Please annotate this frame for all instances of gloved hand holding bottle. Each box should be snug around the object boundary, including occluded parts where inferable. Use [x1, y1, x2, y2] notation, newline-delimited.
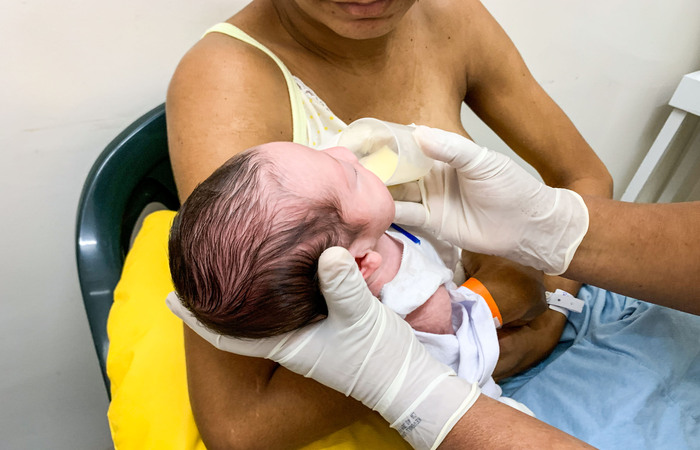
[392, 126, 589, 276]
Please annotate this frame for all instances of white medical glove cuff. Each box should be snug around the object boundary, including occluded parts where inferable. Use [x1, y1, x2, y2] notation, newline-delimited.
[361, 323, 481, 450]
[391, 373, 481, 450]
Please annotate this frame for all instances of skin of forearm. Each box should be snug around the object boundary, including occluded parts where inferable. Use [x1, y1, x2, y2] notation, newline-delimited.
[254, 368, 375, 447]
[184, 330, 373, 449]
[543, 275, 581, 297]
[197, 369, 374, 450]
[566, 197, 700, 314]
[438, 395, 594, 449]
[551, 173, 613, 198]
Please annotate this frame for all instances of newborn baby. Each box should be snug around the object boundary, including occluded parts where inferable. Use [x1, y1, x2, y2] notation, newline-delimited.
[168, 141, 531, 412]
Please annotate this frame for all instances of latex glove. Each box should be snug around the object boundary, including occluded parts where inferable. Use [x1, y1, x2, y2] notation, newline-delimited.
[393, 126, 589, 275]
[167, 247, 480, 450]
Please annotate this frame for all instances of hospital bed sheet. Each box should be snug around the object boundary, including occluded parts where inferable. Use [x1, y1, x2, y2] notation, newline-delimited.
[500, 285, 700, 450]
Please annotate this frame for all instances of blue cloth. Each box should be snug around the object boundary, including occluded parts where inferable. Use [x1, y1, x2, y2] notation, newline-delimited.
[500, 285, 700, 450]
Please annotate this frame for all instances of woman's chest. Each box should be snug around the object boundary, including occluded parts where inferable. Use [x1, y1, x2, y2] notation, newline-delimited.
[291, 54, 468, 135]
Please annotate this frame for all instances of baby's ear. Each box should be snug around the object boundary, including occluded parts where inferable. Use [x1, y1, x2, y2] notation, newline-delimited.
[355, 250, 383, 281]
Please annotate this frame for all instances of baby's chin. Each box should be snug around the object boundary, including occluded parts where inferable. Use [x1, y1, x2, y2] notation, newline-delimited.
[379, 194, 396, 225]
[378, 215, 394, 235]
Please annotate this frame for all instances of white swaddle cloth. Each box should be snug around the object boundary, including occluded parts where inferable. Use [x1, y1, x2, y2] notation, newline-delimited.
[380, 229, 454, 318]
[380, 229, 534, 415]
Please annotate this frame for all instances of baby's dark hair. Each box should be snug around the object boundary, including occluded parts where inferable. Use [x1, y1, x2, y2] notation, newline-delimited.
[169, 146, 364, 338]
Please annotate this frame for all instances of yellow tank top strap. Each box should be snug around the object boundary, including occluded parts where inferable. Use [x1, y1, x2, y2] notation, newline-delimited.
[202, 23, 309, 145]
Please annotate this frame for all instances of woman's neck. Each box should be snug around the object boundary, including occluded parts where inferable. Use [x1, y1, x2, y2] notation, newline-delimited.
[365, 233, 403, 297]
[269, 0, 399, 70]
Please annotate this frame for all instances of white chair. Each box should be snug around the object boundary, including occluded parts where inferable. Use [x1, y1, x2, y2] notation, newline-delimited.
[622, 70, 700, 202]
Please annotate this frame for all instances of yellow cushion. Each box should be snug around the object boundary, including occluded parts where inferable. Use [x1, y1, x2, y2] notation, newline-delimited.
[107, 210, 409, 449]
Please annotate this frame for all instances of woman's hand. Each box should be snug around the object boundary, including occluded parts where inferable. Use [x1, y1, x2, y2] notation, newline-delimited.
[392, 126, 589, 275]
[461, 252, 547, 326]
[493, 310, 567, 381]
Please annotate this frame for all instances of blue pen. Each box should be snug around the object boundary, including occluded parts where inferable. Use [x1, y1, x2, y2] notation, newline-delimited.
[390, 223, 421, 245]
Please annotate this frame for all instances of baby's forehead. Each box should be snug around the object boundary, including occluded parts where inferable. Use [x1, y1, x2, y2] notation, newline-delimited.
[254, 143, 329, 193]
[256, 141, 328, 174]
[255, 141, 308, 159]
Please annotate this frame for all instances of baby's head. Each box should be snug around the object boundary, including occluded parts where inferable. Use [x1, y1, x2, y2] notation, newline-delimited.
[169, 142, 394, 338]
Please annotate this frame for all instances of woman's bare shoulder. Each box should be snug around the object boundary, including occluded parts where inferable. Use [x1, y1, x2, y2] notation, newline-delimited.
[166, 31, 294, 199]
[168, 30, 290, 117]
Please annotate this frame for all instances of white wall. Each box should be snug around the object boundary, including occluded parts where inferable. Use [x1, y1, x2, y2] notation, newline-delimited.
[469, 0, 700, 198]
[1, 1, 245, 448]
[1, 1, 699, 447]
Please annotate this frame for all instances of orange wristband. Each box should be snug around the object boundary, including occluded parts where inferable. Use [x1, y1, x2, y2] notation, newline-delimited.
[462, 277, 502, 328]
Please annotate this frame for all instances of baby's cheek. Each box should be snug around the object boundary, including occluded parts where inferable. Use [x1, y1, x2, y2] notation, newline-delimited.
[404, 287, 454, 335]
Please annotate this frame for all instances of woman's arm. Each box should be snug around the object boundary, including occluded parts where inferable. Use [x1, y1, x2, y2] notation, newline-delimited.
[440, 395, 593, 449]
[184, 328, 373, 449]
[462, 0, 612, 198]
[565, 197, 700, 313]
[167, 33, 373, 448]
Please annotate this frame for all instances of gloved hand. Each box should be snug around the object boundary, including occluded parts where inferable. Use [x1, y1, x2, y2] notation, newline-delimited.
[167, 246, 480, 450]
[393, 126, 589, 275]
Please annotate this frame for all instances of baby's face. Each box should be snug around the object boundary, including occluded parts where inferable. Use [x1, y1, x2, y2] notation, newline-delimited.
[260, 142, 395, 245]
